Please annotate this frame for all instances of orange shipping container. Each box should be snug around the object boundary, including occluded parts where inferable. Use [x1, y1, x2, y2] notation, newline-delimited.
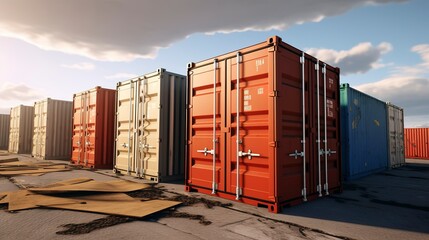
[405, 128, 429, 160]
[186, 36, 341, 212]
[71, 87, 116, 168]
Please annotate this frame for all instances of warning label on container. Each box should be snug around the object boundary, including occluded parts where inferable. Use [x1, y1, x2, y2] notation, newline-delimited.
[329, 78, 334, 89]
[327, 99, 334, 118]
[244, 105, 252, 111]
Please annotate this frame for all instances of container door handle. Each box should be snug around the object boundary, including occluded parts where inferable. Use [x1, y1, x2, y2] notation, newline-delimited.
[239, 149, 260, 159]
[289, 150, 304, 159]
[197, 147, 214, 156]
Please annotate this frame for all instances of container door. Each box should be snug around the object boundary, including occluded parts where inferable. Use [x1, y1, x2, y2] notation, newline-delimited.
[388, 106, 397, 166]
[72, 94, 85, 164]
[32, 101, 48, 158]
[188, 61, 224, 193]
[8, 108, 19, 153]
[138, 75, 161, 179]
[227, 50, 275, 201]
[85, 90, 98, 167]
[396, 109, 405, 164]
[318, 65, 340, 194]
[115, 81, 137, 173]
[276, 50, 311, 202]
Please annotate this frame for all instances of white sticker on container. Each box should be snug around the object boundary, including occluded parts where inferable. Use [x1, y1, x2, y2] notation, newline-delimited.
[327, 99, 334, 118]
[244, 105, 252, 111]
[244, 101, 249, 106]
[244, 95, 252, 100]
[256, 59, 265, 72]
[244, 89, 250, 95]
[257, 88, 264, 95]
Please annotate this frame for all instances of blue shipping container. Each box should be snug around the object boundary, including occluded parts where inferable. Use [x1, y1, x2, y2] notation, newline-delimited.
[340, 84, 388, 180]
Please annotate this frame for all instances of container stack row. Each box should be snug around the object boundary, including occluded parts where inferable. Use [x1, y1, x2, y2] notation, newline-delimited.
[340, 84, 406, 181]
[0, 35, 409, 212]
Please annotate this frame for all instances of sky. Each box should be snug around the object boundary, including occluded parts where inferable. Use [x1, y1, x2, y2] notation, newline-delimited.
[0, 0, 428, 127]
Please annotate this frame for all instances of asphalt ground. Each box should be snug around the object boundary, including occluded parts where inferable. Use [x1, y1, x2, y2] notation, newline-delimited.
[1, 154, 428, 240]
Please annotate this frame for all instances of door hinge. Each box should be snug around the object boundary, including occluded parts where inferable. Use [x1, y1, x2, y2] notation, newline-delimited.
[188, 104, 193, 109]
[269, 141, 278, 147]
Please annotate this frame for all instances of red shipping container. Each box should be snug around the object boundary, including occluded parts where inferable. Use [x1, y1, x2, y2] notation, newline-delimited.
[71, 87, 116, 168]
[186, 36, 341, 212]
[405, 128, 429, 160]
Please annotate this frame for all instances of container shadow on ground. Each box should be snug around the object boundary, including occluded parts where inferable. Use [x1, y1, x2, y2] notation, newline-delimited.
[281, 163, 429, 234]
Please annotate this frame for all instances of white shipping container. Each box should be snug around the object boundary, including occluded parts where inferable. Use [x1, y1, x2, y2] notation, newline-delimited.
[9, 105, 34, 154]
[0, 114, 10, 150]
[32, 98, 73, 160]
[114, 68, 186, 182]
[387, 102, 405, 168]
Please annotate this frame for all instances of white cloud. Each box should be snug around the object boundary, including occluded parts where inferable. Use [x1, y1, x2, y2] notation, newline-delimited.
[0, 82, 43, 101]
[355, 44, 429, 127]
[105, 73, 138, 80]
[61, 62, 95, 70]
[0, 0, 405, 62]
[306, 42, 393, 75]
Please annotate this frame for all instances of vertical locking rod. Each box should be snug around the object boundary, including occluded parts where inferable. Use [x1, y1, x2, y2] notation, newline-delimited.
[212, 59, 218, 194]
[323, 64, 329, 195]
[236, 52, 241, 200]
[301, 52, 307, 202]
[316, 60, 322, 197]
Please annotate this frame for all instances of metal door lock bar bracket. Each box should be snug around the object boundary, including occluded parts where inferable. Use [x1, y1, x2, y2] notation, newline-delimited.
[197, 147, 214, 156]
[238, 149, 260, 159]
[289, 150, 304, 159]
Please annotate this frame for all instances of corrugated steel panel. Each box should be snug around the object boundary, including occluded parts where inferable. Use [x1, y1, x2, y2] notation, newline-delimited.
[340, 84, 388, 180]
[71, 87, 116, 168]
[8, 105, 34, 154]
[32, 98, 72, 160]
[405, 128, 429, 160]
[186, 36, 341, 212]
[0, 114, 10, 150]
[386, 103, 405, 167]
[114, 69, 186, 182]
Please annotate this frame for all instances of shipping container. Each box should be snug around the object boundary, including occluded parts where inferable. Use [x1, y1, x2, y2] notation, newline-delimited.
[340, 84, 388, 180]
[405, 128, 429, 160]
[71, 87, 116, 168]
[114, 69, 186, 182]
[386, 103, 405, 167]
[32, 98, 72, 160]
[0, 114, 10, 150]
[9, 105, 34, 154]
[186, 36, 341, 212]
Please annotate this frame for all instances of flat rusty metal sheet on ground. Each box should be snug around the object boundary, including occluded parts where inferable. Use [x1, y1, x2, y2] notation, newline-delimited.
[0, 168, 71, 176]
[42, 178, 94, 188]
[0, 158, 19, 163]
[28, 179, 149, 193]
[8, 191, 138, 211]
[8, 190, 79, 211]
[40, 199, 181, 218]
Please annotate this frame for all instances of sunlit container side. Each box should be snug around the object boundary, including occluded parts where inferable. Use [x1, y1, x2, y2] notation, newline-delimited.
[186, 36, 341, 212]
[8, 105, 34, 154]
[71, 87, 116, 168]
[32, 98, 72, 160]
[0, 114, 10, 150]
[114, 69, 186, 182]
[405, 128, 429, 160]
[386, 103, 405, 167]
[340, 84, 388, 180]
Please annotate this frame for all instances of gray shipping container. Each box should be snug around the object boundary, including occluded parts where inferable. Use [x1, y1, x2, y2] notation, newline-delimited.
[0, 114, 10, 150]
[114, 68, 186, 182]
[32, 98, 73, 160]
[9, 105, 34, 154]
[386, 102, 405, 168]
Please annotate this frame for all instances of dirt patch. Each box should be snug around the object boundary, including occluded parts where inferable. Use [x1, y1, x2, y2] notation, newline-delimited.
[371, 199, 429, 212]
[56, 216, 136, 235]
[329, 195, 360, 203]
[126, 184, 166, 199]
[167, 194, 232, 209]
[165, 211, 212, 225]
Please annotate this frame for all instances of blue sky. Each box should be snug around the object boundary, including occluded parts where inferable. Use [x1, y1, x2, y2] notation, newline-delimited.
[0, 0, 428, 126]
